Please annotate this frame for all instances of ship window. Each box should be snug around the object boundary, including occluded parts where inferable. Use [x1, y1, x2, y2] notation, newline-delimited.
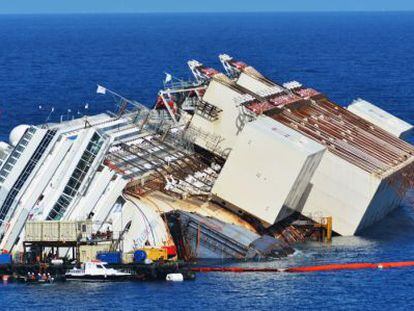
[96, 265, 104, 269]
[63, 186, 76, 197]
[76, 159, 88, 171]
[67, 178, 78, 188]
[8, 158, 17, 165]
[15, 145, 25, 153]
[3, 164, 12, 171]
[0, 129, 56, 223]
[48, 131, 105, 220]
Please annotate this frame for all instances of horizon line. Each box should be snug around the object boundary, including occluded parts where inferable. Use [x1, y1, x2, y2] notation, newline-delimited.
[0, 10, 414, 15]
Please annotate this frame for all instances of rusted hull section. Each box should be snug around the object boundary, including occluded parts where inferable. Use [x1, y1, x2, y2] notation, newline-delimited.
[165, 210, 294, 260]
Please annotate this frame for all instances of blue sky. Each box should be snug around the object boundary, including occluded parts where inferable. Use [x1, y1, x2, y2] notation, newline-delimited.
[0, 0, 413, 14]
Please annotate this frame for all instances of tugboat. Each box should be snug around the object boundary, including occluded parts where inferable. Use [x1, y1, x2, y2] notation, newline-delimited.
[65, 261, 132, 282]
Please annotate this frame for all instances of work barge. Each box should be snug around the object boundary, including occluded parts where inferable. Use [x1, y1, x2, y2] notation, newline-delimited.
[0, 55, 413, 278]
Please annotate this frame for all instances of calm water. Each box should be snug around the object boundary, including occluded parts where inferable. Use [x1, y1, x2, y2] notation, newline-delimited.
[0, 12, 414, 310]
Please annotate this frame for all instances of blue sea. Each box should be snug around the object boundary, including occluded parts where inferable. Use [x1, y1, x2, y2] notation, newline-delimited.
[0, 12, 414, 310]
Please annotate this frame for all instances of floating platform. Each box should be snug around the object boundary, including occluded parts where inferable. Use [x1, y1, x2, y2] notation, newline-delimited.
[0, 261, 195, 283]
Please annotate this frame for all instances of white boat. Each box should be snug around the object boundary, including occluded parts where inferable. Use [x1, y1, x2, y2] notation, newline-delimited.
[65, 261, 131, 281]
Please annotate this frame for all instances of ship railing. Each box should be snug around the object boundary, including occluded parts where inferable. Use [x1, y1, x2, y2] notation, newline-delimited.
[164, 80, 200, 90]
[194, 100, 223, 121]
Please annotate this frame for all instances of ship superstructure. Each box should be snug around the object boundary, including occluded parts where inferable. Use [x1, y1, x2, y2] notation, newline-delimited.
[191, 54, 414, 235]
[0, 103, 178, 253]
[0, 56, 412, 259]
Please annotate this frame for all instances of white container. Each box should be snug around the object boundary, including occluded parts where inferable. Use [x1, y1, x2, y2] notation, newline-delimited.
[51, 259, 64, 265]
[25, 222, 42, 241]
[78, 244, 111, 263]
[59, 221, 78, 241]
[41, 221, 60, 241]
[166, 273, 184, 282]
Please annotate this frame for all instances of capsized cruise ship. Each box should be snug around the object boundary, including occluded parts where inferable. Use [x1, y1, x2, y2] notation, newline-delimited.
[0, 55, 413, 259]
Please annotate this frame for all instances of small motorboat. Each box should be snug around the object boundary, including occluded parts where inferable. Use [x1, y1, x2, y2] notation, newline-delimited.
[65, 261, 131, 282]
[25, 273, 55, 284]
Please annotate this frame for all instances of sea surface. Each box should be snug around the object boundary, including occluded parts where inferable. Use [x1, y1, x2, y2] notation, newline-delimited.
[0, 12, 414, 310]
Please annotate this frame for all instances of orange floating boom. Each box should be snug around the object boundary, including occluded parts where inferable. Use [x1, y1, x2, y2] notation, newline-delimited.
[191, 261, 414, 274]
[286, 262, 377, 273]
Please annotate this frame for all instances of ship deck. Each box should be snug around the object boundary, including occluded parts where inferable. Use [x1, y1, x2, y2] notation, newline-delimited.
[266, 98, 414, 177]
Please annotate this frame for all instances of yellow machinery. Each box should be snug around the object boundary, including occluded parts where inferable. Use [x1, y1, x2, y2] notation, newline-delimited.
[140, 247, 168, 261]
[315, 216, 333, 242]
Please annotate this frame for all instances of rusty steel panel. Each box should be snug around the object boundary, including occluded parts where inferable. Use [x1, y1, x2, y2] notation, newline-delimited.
[269, 98, 414, 176]
[295, 88, 321, 98]
[246, 101, 277, 114]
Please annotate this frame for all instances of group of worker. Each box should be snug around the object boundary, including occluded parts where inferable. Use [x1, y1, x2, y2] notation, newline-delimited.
[26, 272, 54, 283]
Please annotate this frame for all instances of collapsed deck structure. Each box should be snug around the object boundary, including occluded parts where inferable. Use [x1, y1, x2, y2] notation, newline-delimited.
[0, 55, 412, 260]
[218, 55, 414, 235]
